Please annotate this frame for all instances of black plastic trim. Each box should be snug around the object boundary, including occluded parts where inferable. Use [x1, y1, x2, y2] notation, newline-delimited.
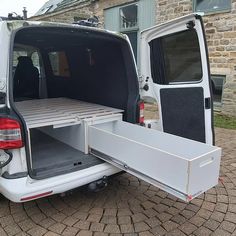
[2, 171, 27, 179]
[0, 151, 12, 168]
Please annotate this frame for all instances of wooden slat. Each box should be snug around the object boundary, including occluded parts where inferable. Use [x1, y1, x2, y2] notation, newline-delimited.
[15, 98, 123, 129]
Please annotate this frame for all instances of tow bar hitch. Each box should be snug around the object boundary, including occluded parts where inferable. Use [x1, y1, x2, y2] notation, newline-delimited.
[88, 176, 108, 192]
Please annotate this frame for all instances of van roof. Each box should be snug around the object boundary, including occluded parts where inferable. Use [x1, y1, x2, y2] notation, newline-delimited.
[0, 20, 126, 40]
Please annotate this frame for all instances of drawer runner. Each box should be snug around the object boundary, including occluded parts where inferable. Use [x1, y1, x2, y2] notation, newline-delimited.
[90, 149, 191, 201]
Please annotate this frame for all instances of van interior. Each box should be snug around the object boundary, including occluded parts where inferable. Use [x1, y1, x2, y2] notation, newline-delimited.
[12, 26, 139, 179]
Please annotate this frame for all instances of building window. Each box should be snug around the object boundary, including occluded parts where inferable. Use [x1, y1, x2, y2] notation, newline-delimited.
[40, 5, 53, 15]
[211, 75, 225, 104]
[194, 0, 231, 14]
[120, 4, 138, 31]
[119, 3, 139, 61]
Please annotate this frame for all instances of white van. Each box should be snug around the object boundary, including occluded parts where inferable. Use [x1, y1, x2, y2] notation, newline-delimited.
[0, 14, 221, 202]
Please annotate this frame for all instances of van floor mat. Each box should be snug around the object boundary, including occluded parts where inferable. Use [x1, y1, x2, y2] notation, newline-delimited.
[30, 129, 103, 179]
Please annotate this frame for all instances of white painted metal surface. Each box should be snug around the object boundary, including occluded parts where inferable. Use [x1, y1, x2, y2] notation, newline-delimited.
[0, 162, 120, 202]
[88, 120, 221, 202]
[15, 98, 123, 129]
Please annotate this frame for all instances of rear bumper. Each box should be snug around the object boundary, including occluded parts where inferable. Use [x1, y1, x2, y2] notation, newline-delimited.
[0, 163, 120, 202]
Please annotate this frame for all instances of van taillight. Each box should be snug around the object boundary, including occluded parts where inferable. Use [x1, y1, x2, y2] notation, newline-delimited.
[0, 118, 23, 149]
[139, 102, 145, 124]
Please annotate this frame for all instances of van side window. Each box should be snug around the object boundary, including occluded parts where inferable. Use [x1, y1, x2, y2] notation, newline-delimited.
[13, 50, 41, 77]
[149, 30, 203, 84]
[48, 51, 70, 77]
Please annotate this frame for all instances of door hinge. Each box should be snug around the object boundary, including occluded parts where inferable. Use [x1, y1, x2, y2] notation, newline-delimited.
[186, 21, 195, 30]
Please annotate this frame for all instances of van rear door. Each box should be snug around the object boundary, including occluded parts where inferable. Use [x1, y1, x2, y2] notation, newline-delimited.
[140, 14, 214, 144]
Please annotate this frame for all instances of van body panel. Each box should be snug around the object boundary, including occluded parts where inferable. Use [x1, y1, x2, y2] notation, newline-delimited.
[0, 163, 120, 202]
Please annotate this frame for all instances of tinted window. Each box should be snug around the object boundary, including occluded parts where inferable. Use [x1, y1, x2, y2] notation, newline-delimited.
[48, 51, 70, 77]
[13, 50, 41, 77]
[211, 74, 225, 103]
[150, 30, 202, 84]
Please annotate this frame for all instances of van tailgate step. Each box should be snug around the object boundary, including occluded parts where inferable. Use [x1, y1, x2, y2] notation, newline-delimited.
[88, 120, 221, 202]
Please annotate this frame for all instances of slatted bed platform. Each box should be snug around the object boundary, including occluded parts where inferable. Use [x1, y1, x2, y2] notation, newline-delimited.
[15, 98, 123, 129]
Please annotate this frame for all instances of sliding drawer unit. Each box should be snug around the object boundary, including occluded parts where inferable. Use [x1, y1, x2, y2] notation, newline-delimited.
[88, 120, 221, 202]
[14, 98, 124, 178]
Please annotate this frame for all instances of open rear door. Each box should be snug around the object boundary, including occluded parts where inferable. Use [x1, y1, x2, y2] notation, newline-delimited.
[140, 14, 214, 144]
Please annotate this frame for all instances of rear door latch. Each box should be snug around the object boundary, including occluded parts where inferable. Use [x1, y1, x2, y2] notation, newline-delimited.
[205, 97, 211, 109]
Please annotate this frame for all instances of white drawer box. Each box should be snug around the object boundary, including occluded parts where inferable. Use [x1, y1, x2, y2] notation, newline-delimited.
[88, 120, 221, 201]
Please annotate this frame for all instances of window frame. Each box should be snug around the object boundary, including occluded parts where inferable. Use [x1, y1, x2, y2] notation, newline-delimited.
[119, 3, 139, 32]
[193, 0, 231, 15]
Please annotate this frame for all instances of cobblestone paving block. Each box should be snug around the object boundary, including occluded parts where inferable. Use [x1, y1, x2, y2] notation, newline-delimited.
[162, 220, 179, 232]
[18, 219, 36, 231]
[48, 222, 66, 234]
[77, 230, 93, 236]
[104, 224, 120, 234]
[212, 229, 232, 236]
[120, 224, 135, 233]
[4, 223, 22, 236]
[44, 232, 60, 236]
[166, 229, 187, 236]
[62, 226, 79, 236]
[93, 232, 108, 236]
[219, 220, 236, 233]
[90, 222, 105, 232]
[74, 220, 90, 230]
[193, 226, 212, 236]
[38, 218, 56, 229]
[150, 225, 167, 235]
[178, 222, 198, 234]
[27, 225, 47, 236]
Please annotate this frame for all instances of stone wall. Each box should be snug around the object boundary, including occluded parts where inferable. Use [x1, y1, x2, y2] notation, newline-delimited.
[30, 0, 236, 116]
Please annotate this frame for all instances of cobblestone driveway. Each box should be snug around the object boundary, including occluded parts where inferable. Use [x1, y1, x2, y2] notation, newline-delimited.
[0, 128, 235, 236]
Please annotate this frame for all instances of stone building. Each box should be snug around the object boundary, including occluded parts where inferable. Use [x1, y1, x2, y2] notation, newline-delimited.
[31, 0, 236, 116]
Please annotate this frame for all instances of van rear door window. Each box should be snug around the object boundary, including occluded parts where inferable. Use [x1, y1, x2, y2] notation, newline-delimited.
[149, 30, 203, 84]
[48, 51, 70, 77]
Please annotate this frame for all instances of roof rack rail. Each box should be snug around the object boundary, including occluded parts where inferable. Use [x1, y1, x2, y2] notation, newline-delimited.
[7, 13, 24, 20]
[0, 13, 24, 21]
[73, 16, 99, 27]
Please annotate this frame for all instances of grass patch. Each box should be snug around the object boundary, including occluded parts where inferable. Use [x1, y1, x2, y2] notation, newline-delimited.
[214, 113, 236, 130]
